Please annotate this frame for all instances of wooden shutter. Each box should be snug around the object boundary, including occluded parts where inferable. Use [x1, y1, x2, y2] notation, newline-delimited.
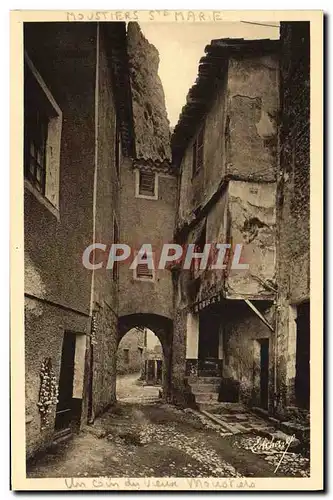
[136, 262, 153, 279]
[139, 171, 155, 196]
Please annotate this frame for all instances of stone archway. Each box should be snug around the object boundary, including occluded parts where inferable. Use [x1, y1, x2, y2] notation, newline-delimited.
[118, 314, 173, 400]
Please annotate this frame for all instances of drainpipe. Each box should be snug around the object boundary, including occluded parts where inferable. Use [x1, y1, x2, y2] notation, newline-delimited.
[89, 23, 100, 316]
[87, 23, 100, 424]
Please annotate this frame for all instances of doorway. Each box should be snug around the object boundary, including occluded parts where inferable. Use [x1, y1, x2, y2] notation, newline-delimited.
[55, 332, 76, 432]
[295, 301, 310, 409]
[198, 309, 220, 376]
[259, 338, 269, 409]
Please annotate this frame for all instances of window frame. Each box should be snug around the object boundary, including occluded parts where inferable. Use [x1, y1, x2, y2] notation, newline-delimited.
[135, 169, 159, 200]
[24, 94, 48, 195]
[24, 52, 62, 219]
[133, 251, 155, 282]
[192, 122, 205, 178]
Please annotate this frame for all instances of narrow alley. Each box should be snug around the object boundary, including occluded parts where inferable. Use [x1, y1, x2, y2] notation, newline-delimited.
[20, 17, 317, 489]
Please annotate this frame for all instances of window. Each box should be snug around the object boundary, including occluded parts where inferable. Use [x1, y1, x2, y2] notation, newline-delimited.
[136, 262, 154, 280]
[134, 252, 155, 282]
[115, 115, 121, 178]
[113, 215, 119, 282]
[24, 90, 48, 193]
[24, 52, 62, 214]
[139, 172, 155, 196]
[123, 349, 129, 364]
[135, 169, 158, 200]
[192, 124, 205, 177]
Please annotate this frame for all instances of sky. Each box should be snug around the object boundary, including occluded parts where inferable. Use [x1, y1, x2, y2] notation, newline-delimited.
[146, 328, 160, 349]
[140, 22, 280, 126]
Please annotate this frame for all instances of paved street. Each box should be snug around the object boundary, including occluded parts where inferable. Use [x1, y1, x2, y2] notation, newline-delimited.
[27, 374, 310, 479]
[116, 372, 161, 403]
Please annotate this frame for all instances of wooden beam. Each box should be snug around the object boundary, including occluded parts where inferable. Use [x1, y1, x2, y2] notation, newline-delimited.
[244, 299, 275, 332]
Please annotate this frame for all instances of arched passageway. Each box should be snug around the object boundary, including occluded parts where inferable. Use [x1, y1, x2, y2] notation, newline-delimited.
[116, 327, 163, 402]
[118, 314, 173, 401]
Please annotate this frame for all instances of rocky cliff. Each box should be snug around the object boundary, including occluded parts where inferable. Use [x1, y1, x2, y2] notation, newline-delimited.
[127, 22, 171, 164]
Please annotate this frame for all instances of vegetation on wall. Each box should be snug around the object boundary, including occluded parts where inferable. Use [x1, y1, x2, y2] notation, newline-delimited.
[37, 358, 59, 430]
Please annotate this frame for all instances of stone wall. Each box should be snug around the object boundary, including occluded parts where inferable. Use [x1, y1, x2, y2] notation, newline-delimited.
[24, 23, 124, 456]
[277, 22, 310, 303]
[118, 159, 177, 320]
[226, 180, 277, 299]
[276, 22, 310, 410]
[177, 52, 279, 229]
[226, 54, 279, 182]
[117, 328, 146, 375]
[222, 301, 275, 409]
[175, 179, 276, 312]
[94, 27, 120, 310]
[25, 297, 90, 459]
[171, 308, 196, 407]
[177, 74, 228, 226]
[24, 22, 96, 314]
[24, 23, 97, 457]
[91, 302, 118, 417]
[88, 27, 122, 416]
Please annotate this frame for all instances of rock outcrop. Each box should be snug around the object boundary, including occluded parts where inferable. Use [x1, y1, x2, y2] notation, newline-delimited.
[127, 22, 171, 164]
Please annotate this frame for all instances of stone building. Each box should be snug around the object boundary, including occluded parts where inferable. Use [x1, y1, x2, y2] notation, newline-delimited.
[171, 38, 280, 409]
[117, 327, 147, 375]
[24, 22, 134, 457]
[275, 22, 310, 415]
[24, 21, 176, 459]
[170, 26, 310, 417]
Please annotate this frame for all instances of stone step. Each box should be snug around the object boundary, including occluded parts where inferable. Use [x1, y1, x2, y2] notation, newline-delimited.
[188, 376, 222, 384]
[193, 392, 220, 403]
[190, 383, 220, 393]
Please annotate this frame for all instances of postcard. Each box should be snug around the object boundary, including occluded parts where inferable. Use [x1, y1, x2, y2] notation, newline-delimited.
[10, 9, 323, 491]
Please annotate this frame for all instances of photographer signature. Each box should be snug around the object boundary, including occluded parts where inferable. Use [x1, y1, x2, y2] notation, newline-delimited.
[250, 434, 296, 473]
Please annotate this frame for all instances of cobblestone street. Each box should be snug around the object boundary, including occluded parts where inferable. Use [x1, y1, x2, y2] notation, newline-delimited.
[116, 373, 161, 403]
[27, 375, 310, 479]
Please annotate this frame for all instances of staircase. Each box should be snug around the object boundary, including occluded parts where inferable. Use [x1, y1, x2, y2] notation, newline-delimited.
[188, 377, 221, 405]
